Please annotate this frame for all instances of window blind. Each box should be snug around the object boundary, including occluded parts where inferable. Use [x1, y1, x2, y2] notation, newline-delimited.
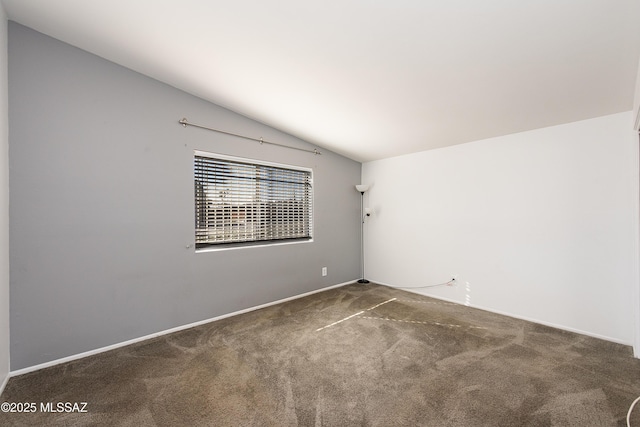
[194, 153, 313, 248]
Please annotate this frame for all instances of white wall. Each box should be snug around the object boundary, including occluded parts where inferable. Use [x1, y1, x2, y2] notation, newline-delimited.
[0, 4, 8, 393]
[634, 57, 640, 356]
[363, 112, 638, 345]
[634, 56, 640, 132]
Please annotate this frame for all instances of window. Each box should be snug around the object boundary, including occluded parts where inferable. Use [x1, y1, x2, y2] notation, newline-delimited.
[194, 151, 313, 249]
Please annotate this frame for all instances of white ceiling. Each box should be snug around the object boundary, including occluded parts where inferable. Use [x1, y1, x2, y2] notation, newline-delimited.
[3, 1, 640, 162]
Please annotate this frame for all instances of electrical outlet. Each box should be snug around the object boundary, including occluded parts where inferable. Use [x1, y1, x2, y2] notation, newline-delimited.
[322, 267, 327, 277]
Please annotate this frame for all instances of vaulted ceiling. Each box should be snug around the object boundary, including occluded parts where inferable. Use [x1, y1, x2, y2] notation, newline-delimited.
[3, 1, 640, 162]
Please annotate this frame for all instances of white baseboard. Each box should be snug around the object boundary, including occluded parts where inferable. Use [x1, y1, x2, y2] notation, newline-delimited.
[0, 372, 8, 397]
[372, 279, 634, 348]
[10, 280, 355, 377]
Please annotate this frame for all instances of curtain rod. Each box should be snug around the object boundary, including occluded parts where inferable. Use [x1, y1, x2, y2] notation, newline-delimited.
[179, 118, 321, 155]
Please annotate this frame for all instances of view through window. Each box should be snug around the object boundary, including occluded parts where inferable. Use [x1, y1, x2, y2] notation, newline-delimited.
[194, 151, 313, 249]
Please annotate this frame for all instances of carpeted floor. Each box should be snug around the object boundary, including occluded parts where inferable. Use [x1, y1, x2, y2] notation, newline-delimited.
[2, 282, 640, 426]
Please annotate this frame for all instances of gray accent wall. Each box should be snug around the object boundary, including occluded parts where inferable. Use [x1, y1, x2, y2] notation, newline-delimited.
[0, 9, 10, 387]
[8, 22, 361, 370]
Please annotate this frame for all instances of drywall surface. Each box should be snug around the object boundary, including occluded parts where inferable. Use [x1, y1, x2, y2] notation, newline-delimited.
[363, 112, 638, 344]
[633, 59, 640, 357]
[0, 7, 9, 390]
[635, 56, 640, 131]
[8, 23, 361, 370]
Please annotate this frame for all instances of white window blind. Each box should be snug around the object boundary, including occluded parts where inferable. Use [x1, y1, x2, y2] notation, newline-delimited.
[194, 152, 313, 248]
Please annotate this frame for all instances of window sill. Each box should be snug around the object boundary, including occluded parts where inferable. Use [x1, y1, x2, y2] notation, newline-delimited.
[195, 238, 313, 253]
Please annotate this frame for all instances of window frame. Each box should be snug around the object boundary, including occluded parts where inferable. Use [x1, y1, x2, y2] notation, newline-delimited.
[194, 150, 314, 251]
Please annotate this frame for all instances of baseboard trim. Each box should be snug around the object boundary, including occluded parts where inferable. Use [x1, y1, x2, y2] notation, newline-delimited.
[372, 279, 634, 348]
[10, 280, 355, 377]
[0, 372, 8, 396]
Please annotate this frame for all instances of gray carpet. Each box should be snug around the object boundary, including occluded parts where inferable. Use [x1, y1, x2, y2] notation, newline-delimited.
[2, 282, 640, 426]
